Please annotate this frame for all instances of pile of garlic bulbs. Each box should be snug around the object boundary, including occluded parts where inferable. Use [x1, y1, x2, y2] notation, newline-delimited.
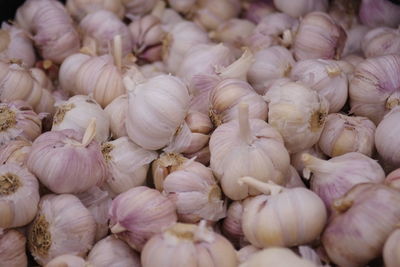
[1, 0, 400, 266]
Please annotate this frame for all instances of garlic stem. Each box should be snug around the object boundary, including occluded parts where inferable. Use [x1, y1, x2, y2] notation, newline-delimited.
[238, 103, 253, 145]
[239, 176, 283, 195]
[386, 91, 400, 110]
[280, 29, 293, 47]
[112, 35, 122, 71]
[301, 153, 333, 176]
[332, 198, 353, 213]
[194, 220, 214, 243]
[219, 48, 254, 80]
[110, 222, 127, 234]
[151, 0, 166, 19]
[81, 118, 97, 147]
[325, 65, 341, 78]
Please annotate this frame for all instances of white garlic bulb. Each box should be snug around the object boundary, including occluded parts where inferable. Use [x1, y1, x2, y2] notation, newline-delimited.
[359, 0, 400, 28]
[0, 163, 39, 229]
[290, 145, 327, 176]
[221, 200, 248, 248]
[104, 94, 128, 138]
[265, 82, 329, 153]
[318, 113, 376, 157]
[28, 194, 96, 265]
[45, 255, 86, 267]
[290, 59, 348, 113]
[362, 27, 400, 58]
[101, 137, 157, 195]
[66, 0, 125, 21]
[273, 0, 328, 18]
[0, 139, 32, 166]
[0, 230, 27, 267]
[122, 0, 158, 16]
[210, 18, 255, 48]
[141, 222, 238, 267]
[383, 229, 400, 267]
[342, 24, 369, 56]
[210, 104, 290, 200]
[241, 177, 327, 248]
[52, 95, 110, 143]
[87, 235, 141, 267]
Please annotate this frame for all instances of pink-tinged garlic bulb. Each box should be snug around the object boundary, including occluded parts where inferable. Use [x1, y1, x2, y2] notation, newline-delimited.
[273, 0, 328, 18]
[383, 229, 400, 267]
[362, 27, 400, 58]
[359, 0, 400, 28]
[87, 235, 141, 267]
[248, 46, 295, 94]
[237, 245, 261, 263]
[45, 255, 86, 267]
[385, 168, 400, 190]
[0, 230, 27, 267]
[318, 113, 376, 157]
[66, 0, 125, 21]
[342, 24, 369, 56]
[290, 59, 348, 113]
[210, 104, 290, 200]
[302, 152, 385, 213]
[0, 163, 39, 229]
[291, 145, 327, 175]
[265, 82, 329, 153]
[0, 23, 35, 67]
[322, 183, 400, 267]
[0, 101, 42, 145]
[293, 12, 347, 61]
[122, 0, 158, 16]
[52, 95, 110, 142]
[28, 194, 96, 265]
[221, 200, 248, 248]
[15, 0, 80, 63]
[80, 10, 132, 56]
[210, 18, 255, 48]
[0, 139, 32, 166]
[58, 52, 91, 95]
[101, 137, 157, 195]
[141, 221, 238, 267]
[241, 177, 327, 248]
[163, 160, 225, 223]
[28, 122, 108, 194]
[286, 165, 306, 188]
[104, 94, 128, 138]
[242, 1, 275, 24]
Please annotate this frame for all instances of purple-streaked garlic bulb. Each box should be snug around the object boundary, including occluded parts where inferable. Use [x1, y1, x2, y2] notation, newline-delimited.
[0, 163, 39, 229]
[342, 24, 369, 56]
[101, 137, 157, 196]
[28, 194, 96, 265]
[273, 0, 328, 18]
[210, 18, 255, 48]
[15, 0, 80, 63]
[221, 200, 248, 248]
[122, 0, 158, 16]
[210, 104, 290, 200]
[383, 229, 400, 267]
[109, 186, 177, 251]
[0, 139, 32, 166]
[322, 183, 400, 267]
[0, 230, 27, 267]
[66, 0, 125, 21]
[359, 0, 400, 28]
[45, 255, 86, 267]
[27, 122, 108, 194]
[141, 221, 238, 267]
[362, 27, 400, 58]
[302, 152, 385, 213]
[104, 94, 128, 138]
[163, 160, 226, 223]
[291, 145, 327, 175]
[385, 168, 400, 190]
[318, 113, 376, 157]
[349, 55, 400, 125]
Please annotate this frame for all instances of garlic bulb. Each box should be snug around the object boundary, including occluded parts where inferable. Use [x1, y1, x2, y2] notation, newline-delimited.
[362, 27, 400, 58]
[28, 122, 108, 194]
[221, 200, 248, 248]
[0, 139, 32, 166]
[293, 12, 347, 61]
[210, 104, 290, 200]
[15, 0, 80, 63]
[240, 247, 317, 267]
[141, 221, 238, 267]
[122, 0, 158, 16]
[273, 0, 328, 18]
[349, 55, 400, 124]
[383, 229, 400, 267]
[104, 94, 128, 138]
[101, 137, 158, 195]
[45, 255, 86, 267]
[302, 152, 385, 213]
[0, 101, 43, 145]
[210, 18, 255, 48]
[318, 113, 376, 157]
[265, 82, 329, 153]
[248, 46, 295, 94]
[125, 74, 190, 150]
[291, 145, 327, 175]
[322, 183, 400, 267]
[80, 10, 132, 56]
[28, 194, 96, 265]
[242, 1, 275, 24]
[0, 23, 35, 67]
[0, 163, 39, 229]
[241, 177, 327, 248]
[52, 95, 110, 142]
[359, 0, 400, 28]
[237, 245, 261, 263]
[109, 186, 177, 251]
[66, 0, 125, 21]
[87, 235, 141, 267]
[209, 79, 268, 126]
[163, 160, 225, 223]
[168, 0, 196, 14]
[290, 59, 348, 113]
[0, 230, 27, 267]
[385, 168, 400, 190]
[342, 24, 369, 56]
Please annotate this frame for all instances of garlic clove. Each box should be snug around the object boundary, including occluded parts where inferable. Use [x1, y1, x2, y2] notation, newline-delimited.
[0, 230, 28, 267]
[66, 0, 125, 21]
[0, 139, 32, 166]
[104, 94, 128, 139]
[385, 168, 400, 190]
[45, 255, 86, 267]
[362, 27, 400, 58]
[273, 0, 328, 18]
[123, 0, 158, 16]
[183, 145, 211, 166]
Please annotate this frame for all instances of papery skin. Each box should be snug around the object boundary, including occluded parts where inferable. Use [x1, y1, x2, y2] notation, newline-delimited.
[322, 183, 400, 267]
[194, 0, 241, 31]
[0, 230, 28, 267]
[273, 0, 328, 18]
[67, 0, 125, 21]
[383, 229, 400, 267]
[45, 255, 86, 267]
[362, 27, 400, 58]
[359, 0, 400, 28]
[28, 194, 96, 265]
[109, 186, 178, 251]
[0, 139, 32, 166]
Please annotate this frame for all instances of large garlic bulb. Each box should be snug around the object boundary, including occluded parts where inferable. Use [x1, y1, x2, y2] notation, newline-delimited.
[383, 229, 400, 267]
[0, 139, 32, 166]
[210, 104, 290, 200]
[66, 0, 125, 21]
[273, 0, 328, 18]
[362, 27, 400, 58]
[0, 230, 28, 267]
[104, 94, 128, 138]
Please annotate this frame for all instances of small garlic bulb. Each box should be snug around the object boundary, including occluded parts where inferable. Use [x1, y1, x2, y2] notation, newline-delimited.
[104, 94, 128, 138]
[66, 0, 125, 21]
[87, 235, 141, 267]
[383, 229, 400, 267]
[322, 183, 400, 267]
[241, 177, 327, 248]
[0, 230, 27, 267]
[0, 163, 39, 229]
[359, 0, 400, 28]
[273, 0, 328, 18]
[141, 222, 238, 267]
[101, 137, 158, 195]
[342, 24, 370, 56]
[221, 200, 248, 248]
[210, 104, 290, 200]
[293, 12, 347, 60]
[28, 194, 96, 265]
[290, 145, 327, 175]
[45, 255, 86, 267]
[210, 18, 255, 48]
[248, 46, 295, 95]
[52, 95, 110, 143]
[109, 186, 178, 251]
[0, 139, 32, 166]
[122, 0, 158, 16]
[290, 59, 348, 113]
[362, 27, 400, 58]
[302, 152, 385, 213]
[318, 113, 376, 157]
[265, 82, 329, 153]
